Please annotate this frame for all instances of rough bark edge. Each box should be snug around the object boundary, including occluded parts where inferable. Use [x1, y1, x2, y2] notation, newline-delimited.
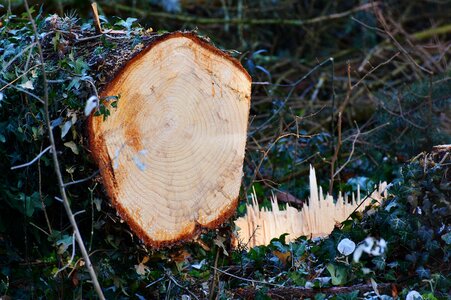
[88, 32, 251, 248]
[97, 31, 251, 94]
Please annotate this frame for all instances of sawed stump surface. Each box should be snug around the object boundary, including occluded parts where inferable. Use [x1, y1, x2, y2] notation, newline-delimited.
[89, 32, 251, 247]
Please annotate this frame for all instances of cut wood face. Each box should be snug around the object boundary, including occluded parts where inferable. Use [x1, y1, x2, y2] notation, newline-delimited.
[89, 32, 251, 247]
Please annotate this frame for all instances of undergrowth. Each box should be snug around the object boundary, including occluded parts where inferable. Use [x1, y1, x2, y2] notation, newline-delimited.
[0, 1, 450, 299]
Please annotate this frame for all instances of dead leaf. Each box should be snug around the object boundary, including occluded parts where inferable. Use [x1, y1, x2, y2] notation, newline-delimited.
[214, 235, 229, 256]
[273, 250, 291, 267]
[135, 256, 150, 275]
[170, 249, 191, 263]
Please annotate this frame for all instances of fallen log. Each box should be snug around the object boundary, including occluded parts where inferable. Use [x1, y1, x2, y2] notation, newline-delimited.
[88, 32, 251, 247]
[234, 283, 393, 299]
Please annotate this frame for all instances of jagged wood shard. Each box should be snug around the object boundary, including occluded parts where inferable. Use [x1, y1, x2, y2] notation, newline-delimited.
[235, 166, 388, 248]
[88, 32, 251, 247]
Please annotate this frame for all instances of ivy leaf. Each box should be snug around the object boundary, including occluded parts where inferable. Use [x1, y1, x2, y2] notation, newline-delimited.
[18, 80, 34, 90]
[418, 226, 433, 242]
[17, 192, 41, 217]
[50, 117, 63, 129]
[93, 198, 102, 211]
[372, 256, 386, 270]
[441, 232, 451, 245]
[314, 294, 327, 300]
[270, 241, 287, 253]
[336, 290, 359, 300]
[292, 240, 306, 257]
[64, 141, 79, 155]
[56, 234, 73, 255]
[115, 17, 137, 31]
[389, 215, 406, 230]
[60, 120, 72, 139]
[326, 263, 348, 285]
[415, 266, 430, 279]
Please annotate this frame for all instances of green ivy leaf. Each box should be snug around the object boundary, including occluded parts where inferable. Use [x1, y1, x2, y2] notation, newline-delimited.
[416, 266, 430, 279]
[115, 17, 137, 31]
[315, 293, 326, 300]
[336, 290, 359, 300]
[372, 256, 386, 270]
[288, 271, 306, 286]
[441, 232, 451, 245]
[56, 234, 73, 255]
[326, 263, 348, 285]
[389, 215, 407, 230]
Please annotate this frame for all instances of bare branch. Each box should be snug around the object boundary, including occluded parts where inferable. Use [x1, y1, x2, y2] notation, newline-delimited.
[0, 78, 45, 104]
[352, 52, 400, 89]
[334, 122, 360, 177]
[11, 146, 51, 170]
[112, 2, 379, 27]
[54, 232, 76, 277]
[63, 170, 100, 188]
[23, 1, 105, 298]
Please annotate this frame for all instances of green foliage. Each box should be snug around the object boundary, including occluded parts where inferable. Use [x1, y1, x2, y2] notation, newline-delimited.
[369, 76, 451, 158]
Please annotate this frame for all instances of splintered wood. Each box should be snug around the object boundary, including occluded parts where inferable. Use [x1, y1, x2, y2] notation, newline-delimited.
[235, 166, 388, 248]
[89, 32, 251, 247]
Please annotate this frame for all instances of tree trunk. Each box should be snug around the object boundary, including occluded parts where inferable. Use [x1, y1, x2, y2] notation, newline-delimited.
[88, 32, 251, 247]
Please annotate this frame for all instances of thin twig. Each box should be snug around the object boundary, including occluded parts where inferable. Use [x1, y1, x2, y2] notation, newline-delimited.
[374, 8, 433, 75]
[54, 232, 76, 277]
[249, 57, 334, 136]
[212, 266, 285, 288]
[209, 247, 221, 300]
[2, 42, 37, 72]
[0, 64, 40, 92]
[29, 221, 50, 236]
[23, 2, 105, 298]
[334, 122, 360, 177]
[73, 210, 86, 218]
[112, 2, 379, 27]
[352, 52, 400, 89]
[0, 78, 45, 104]
[63, 170, 100, 187]
[38, 143, 53, 235]
[329, 112, 342, 194]
[167, 273, 200, 300]
[11, 146, 51, 170]
[146, 276, 165, 288]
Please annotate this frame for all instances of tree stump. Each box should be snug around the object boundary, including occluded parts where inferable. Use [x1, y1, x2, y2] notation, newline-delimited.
[88, 32, 251, 247]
